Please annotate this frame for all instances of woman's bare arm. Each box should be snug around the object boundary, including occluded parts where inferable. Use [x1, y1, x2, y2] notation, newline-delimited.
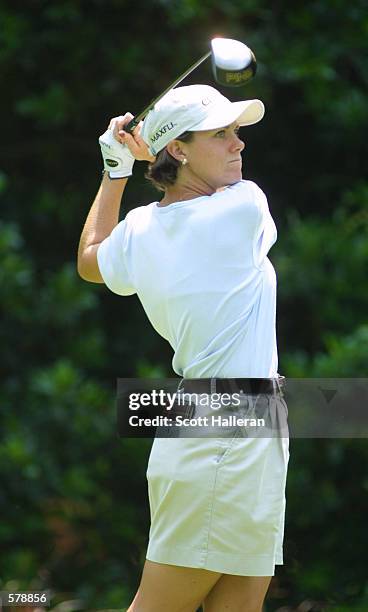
[77, 173, 127, 282]
[77, 114, 155, 283]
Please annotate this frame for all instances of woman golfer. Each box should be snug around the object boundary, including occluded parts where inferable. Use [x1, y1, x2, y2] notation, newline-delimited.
[78, 84, 289, 612]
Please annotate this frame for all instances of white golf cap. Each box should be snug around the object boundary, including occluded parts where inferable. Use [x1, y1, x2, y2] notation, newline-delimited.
[141, 84, 265, 156]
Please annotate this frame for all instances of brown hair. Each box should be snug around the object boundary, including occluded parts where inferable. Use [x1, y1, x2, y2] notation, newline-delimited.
[145, 131, 194, 192]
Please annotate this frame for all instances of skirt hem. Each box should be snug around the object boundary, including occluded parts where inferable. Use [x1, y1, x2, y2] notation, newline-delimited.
[146, 543, 283, 577]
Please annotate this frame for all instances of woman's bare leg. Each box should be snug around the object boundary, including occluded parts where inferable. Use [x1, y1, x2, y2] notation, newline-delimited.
[127, 559, 222, 612]
[202, 575, 272, 612]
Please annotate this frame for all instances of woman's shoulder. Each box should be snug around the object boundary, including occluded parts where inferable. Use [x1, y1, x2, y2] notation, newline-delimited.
[124, 201, 157, 223]
[218, 180, 267, 210]
[227, 179, 266, 198]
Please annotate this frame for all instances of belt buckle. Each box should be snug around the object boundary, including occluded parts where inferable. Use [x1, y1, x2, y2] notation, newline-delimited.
[176, 380, 196, 419]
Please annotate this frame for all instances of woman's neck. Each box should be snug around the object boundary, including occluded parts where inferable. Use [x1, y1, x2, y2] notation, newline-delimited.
[159, 184, 230, 207]
[159, 178, 216, 207]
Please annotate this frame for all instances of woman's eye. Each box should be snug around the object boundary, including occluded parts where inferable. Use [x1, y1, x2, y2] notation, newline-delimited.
[214, 127, 240, 138]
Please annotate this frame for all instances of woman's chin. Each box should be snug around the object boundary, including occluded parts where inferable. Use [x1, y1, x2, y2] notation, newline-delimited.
[229, 172, 243, 185]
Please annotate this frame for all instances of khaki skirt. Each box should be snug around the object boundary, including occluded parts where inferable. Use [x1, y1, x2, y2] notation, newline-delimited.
[145, 388, 289, 577]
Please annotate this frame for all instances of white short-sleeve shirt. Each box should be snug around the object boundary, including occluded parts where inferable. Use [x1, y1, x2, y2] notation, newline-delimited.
[97, 180, 278, 378]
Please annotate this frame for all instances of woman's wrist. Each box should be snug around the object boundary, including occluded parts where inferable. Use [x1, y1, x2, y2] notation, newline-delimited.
[101, 169, 129, 181]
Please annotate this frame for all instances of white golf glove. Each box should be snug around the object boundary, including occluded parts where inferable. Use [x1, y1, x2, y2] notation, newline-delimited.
[99, 122, 135, 178]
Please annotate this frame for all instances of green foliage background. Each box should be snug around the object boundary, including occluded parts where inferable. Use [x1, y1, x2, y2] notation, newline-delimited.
[1, 1, 367, 610]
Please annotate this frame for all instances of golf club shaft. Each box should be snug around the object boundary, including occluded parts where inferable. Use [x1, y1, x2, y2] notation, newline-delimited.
[124, 50, 211, 133]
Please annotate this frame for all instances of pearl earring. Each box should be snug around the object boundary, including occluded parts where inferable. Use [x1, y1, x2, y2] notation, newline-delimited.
[181, 158, 188, 166]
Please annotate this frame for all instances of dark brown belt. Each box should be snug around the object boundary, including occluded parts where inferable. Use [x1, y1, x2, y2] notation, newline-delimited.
[179, 376, 285, 397]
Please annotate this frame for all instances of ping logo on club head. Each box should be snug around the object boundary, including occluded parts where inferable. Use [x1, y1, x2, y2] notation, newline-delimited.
[106, 159, 119, 167]
[225, 69, 253, 83]
[151, 121, 177, 143]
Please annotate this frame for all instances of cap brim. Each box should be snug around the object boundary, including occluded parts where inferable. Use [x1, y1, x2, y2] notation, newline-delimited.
[189, 99, 265, 131]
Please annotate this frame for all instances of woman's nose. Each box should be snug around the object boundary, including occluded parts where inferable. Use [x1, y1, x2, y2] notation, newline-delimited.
[231, 135, 245, 152]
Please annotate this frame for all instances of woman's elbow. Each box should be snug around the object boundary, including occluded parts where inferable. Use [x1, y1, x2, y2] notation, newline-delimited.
[77, 255, 104, 284]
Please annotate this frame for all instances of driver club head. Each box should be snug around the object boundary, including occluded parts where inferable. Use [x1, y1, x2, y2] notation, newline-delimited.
[211, 38, 257, 87]
[124, 37, 257, 133]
